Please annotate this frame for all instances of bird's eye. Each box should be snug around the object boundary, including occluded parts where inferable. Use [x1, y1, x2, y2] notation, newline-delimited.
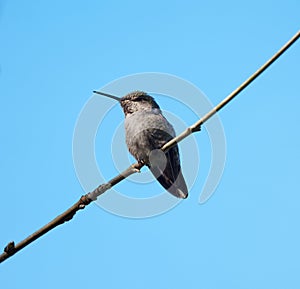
[135, 96, 147, 102]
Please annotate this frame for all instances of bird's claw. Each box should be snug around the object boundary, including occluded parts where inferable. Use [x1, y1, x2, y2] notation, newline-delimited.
[131, 166, 141, 173]
[131, 160, 145, 173]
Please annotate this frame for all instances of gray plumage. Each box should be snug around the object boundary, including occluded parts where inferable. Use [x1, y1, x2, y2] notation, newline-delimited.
[120, 91, 188, 199]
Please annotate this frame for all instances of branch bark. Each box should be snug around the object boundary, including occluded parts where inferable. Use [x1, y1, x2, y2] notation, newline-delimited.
[1, 30, 299, 264]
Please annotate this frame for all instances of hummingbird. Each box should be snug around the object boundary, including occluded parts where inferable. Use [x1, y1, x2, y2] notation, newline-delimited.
[94, 90, 188, 199]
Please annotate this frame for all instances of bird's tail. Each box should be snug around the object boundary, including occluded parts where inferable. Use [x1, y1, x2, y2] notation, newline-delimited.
[149, 164, 188, 199]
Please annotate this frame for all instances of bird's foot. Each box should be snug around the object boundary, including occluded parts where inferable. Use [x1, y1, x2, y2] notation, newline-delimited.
[131, 160, 145, 173]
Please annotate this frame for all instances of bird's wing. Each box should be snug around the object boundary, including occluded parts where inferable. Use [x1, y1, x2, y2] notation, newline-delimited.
[148, 129, 188, 199]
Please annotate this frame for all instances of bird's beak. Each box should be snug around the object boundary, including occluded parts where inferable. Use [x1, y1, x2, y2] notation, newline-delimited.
[93, 90, 121, 102]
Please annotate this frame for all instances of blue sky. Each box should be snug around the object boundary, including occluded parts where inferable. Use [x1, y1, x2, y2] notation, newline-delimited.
[1, 1, 300, 288]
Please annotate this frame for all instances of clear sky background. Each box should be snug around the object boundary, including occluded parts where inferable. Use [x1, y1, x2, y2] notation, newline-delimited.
[1, 1, 300, 288]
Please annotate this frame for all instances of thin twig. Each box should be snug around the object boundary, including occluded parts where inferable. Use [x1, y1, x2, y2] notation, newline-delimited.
[161, 30, 300, 152]
[1, 31, 299, 264]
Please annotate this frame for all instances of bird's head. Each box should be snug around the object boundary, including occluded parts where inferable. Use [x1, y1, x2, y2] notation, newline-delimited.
[93, 90, 160, 116]
[120, 91, 160, 116]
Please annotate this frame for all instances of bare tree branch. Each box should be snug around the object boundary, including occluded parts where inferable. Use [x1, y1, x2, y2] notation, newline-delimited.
[1, 30, 299, 264]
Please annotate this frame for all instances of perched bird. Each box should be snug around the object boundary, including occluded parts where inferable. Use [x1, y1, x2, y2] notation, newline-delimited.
[94, 90, 188, 199]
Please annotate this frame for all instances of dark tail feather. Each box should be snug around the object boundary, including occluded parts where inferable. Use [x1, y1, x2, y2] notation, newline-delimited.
[149, 165, 188, 199]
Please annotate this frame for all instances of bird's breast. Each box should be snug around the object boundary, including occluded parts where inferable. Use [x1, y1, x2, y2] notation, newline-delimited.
[124, 111, 175, 163]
